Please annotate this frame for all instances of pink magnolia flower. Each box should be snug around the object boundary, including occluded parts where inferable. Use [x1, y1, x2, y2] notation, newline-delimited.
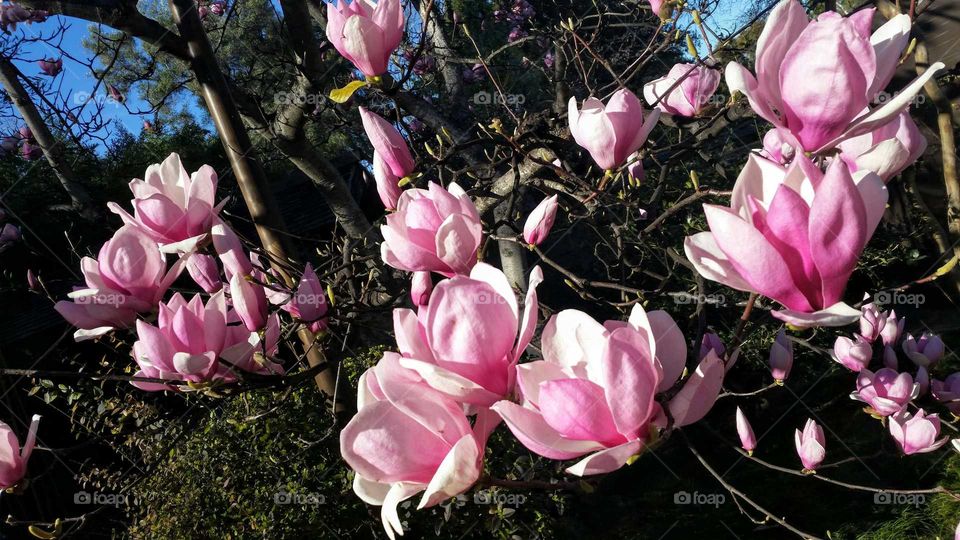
[889, 409, 949, 455]
[283, 263, 328, 332]
[736, 407, 757, 455]
[902, 332, 944, 367]
[627, 153, 644, 183]
[20, 140, 41, 160]
[371, 151, 403, 210]
[523, 194, 558, 247]
[54, 225, 185, 341]
[0, 3, 31, 32]
[568, 88, 660, 171]
[108, 153, 226, 253]
[410, 271, 432, 307]
[853, 368, 916, 416]
[37, 58, 61, 77]
[684, 155, 887, 327]
[107, 84, 124, 103]
[795, 418, 825, 471]
[342, 353, 488, 540]
[838, 111, 927, 182]
[493, 304, 724, 476]
[219, 312, 284, 377]
[726, 0, 943, 152]
[186, 253, 222, 293]
[359, 107, 415, 179]
[0, 136, 17, 154]
[211, 220, 252, 280]
[228, 272, 268, 332]
[769, 330, 793, 382]
[833, 335, 872, 372]
[381, 182, 482, 276]
[209, 1, 226, 16]
[0, 415, 40, 490]
[643, 63, 721, 117]
[917, 366, 930, 397]
[859, 300, 887, 342]
[699, 332, 725, 360]
[326, 0, 404, 77]
[931, 373, 960, 416]
[394, 263, 542, 406]
[0, 223, 21, 252]
[647, 0, 671, 19]
[759, 128, 795, 165]
[879, 310, 904, 346]
[130, 292, 228, 391]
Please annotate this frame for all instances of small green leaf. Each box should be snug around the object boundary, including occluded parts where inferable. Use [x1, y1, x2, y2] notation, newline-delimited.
[328, 80, 368, 103]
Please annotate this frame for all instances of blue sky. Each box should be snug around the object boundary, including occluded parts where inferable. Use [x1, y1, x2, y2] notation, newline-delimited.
[4, 15, 157, 144]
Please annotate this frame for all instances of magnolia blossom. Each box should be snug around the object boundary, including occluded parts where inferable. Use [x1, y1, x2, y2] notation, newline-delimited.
[853, 368, 915, 416]
[131, 292, 228, 391]
[769, 330, 793, 382]
[833, 335, 872, 372]
[229, 273, 268, 332]
[37, 58, 62, 77]
[220, 312, 284, 377]
[568, 88, 660, 171]
[393, 263, 542, 406]
[917, 366, 930, 397]
[381, 182, 482, 276]
[410, 271, 432, 307]
[282, 263, 328, 333]
[699, 332, 725, 360]
[326, 0, 404, 77]
[0, 415, 40, 490]
[186, 253, 222, 293]
[342, 353, 489, 540]
[726, 0, 943, 153]
[902, 332, 944, 367]
[838, 111, 926, 182]
[371, 151, 403, 210]
[55, 226, 185, 341]
[107, 84, 124, 103]
[736, 407, 757, 455]
[859, 301, 887, 342]
[879, 310, 905, 346]
[795, 418, 826, 471]
[684, 155, 887, 327]
[889, 409, 949, 455]
[760, 129, 795, 165]
[523, 194, 558, 247]
[493, 304, 724, 476]
[359, 107, 415, 179]
[108, 153, 226, 253]
[931, 374, 960, 416]
[643, 63, 721, 117]
[647, 0, 671, 19]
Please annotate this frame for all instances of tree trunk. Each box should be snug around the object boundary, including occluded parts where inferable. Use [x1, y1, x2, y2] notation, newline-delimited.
[168, 0, 341, 402]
